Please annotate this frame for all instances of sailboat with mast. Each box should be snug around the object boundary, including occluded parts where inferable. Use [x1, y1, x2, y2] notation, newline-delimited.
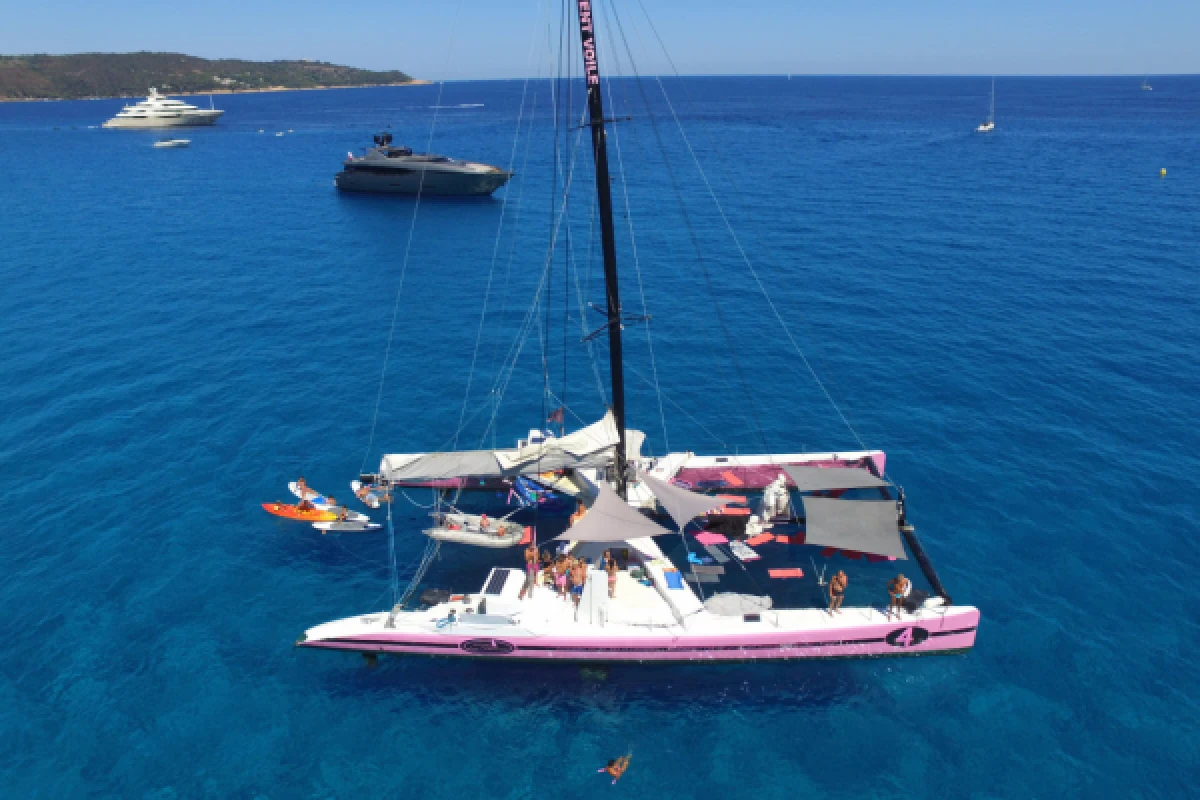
[976, 78, 995, 133]
[296, 1, 979, 663]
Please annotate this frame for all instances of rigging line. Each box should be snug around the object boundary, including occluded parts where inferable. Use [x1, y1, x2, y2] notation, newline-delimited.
[567, 190, 608, 406]
[481, 105, 592, 442]
[560, 0, 574, 438]
[597, 0, 669, 454]
[629, 0, 869, 452]
[626, 365, 727, 449]
[482, 86, 541, 447]
[359, 1, 464, 476]
[454, 2, 544, 450]
[605, 1, 771, 454]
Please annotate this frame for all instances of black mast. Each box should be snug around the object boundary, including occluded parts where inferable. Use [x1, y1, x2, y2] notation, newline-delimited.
[573, 0, 629, 497]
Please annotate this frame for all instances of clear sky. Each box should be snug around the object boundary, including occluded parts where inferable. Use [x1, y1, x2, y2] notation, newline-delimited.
[1, 0, 1196, 79]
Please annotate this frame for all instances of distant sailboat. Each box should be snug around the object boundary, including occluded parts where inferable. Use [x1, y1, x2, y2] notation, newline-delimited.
[1140, 76, 1153, 91]
[976, 78, 995, 133]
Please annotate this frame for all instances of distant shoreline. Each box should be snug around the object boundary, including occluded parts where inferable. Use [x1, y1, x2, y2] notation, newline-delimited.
[0, 80, 432, 103]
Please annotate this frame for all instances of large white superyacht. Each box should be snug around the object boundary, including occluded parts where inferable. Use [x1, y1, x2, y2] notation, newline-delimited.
[102, 88, 224, 129]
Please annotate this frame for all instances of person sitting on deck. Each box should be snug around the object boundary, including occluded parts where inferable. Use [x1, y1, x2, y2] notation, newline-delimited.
[334, 504, 349, 523]
[296, 476, 310, 500]
[887, 574, 911, 618]
[599, 754, 632, 785]
[297, 497, 316, 512]
[519, 541, 539, 600]
[828, 570, 847, 615]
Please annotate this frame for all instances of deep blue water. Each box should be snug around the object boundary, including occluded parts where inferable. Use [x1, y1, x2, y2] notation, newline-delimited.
[2, 76, 1198, 797]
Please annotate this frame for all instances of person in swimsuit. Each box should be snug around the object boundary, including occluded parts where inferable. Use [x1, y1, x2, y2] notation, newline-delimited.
[570, 561, 586, 607]
[569, 500, 586, 526]
[887, 574, 910, 618]
[599, 754, 632, 785]
[606, 558, 618, 598]
[555, 555, 569, 599]
[828, 570, 847, 614]
[519, 541, 539, 600]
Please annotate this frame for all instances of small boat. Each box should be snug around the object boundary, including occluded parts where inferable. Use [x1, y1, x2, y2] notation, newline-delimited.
[153, 138, 191, 148]
[1140, 77, 1153, 91]
[262, 502, 338, 522]
[424, 511, 526, 547]
[976, 78, 996, 133]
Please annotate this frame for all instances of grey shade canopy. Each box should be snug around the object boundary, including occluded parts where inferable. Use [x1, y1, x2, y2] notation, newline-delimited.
[782, 464, 889, 492]
[801, 497, 907, 560]
[638, 471, 723, 531]
[555, 483, 671, 542]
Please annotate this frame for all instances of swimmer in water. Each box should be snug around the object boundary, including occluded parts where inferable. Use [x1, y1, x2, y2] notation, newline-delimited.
[599, 754, 632, 785]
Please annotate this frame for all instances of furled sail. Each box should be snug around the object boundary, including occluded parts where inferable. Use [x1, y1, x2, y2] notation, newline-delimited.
[379, 412, 644, 482]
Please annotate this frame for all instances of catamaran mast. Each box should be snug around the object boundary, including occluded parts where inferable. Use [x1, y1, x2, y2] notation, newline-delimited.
[574, 0, 629, 497]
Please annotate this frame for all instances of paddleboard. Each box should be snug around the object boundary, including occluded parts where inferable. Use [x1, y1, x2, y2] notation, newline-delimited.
[312, 520, 383, 533]
[262, 502, 337, 522]
[350, 480, 381, 509]
[289, 481, 334, 505]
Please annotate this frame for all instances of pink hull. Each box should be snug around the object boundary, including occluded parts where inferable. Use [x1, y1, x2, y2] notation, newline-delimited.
[300, 609, 977, 662]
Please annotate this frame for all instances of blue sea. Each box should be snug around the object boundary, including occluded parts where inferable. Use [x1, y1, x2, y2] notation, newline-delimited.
[1, 76, 1197, 798]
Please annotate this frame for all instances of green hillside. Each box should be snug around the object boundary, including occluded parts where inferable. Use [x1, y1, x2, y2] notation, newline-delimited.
[0, 52, 415, 100]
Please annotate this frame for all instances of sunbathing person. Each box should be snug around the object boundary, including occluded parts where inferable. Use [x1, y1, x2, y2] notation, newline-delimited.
[599, 754, 632, 785]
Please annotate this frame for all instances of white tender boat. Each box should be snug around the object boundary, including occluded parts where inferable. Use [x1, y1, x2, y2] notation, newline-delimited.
[103, 89, 223, 129]
[424, 511, 526, 547]
[153, 138, 191, 148]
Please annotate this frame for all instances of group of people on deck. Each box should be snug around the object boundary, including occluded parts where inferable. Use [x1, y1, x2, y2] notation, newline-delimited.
[826, 569, 913, 618]
[518, 541, 621, 605]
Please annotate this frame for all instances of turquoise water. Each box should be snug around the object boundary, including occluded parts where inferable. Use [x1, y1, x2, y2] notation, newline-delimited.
[1, 76, 1198, 797]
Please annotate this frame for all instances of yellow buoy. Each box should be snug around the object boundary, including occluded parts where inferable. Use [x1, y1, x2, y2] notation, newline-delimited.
[1161, 168, 1167, 177]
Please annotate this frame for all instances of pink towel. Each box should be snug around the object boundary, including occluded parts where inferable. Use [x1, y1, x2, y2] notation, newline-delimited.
[694, 531, 729, 545]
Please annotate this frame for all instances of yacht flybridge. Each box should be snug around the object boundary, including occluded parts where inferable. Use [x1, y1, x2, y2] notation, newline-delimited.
[103, 89, 223, 129]
[296, 1, 978, 664]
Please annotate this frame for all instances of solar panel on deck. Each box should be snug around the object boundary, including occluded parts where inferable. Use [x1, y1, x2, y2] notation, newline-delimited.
[704, 544, 730, 563]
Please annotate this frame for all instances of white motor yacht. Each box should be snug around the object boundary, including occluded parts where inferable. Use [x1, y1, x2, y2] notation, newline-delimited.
[103, 88, 223, 129]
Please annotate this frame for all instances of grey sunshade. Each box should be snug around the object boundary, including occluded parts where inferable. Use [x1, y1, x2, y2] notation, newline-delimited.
[555, 483, 670, 542]
[801, 497, 907, 560]
[639, 471, 723, 531]
[782, 465, 889, 492]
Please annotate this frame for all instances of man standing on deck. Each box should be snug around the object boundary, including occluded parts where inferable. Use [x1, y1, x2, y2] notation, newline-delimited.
[828, 570, 847, 614]
[519, 541, 539, 600]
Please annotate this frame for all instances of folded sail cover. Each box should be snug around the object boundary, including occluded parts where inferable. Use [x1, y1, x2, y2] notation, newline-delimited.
[800, 497, 907, 560]
[782, 465, 889, 492]
[380, 412, 644, 481]
[554, 483, 670, 542]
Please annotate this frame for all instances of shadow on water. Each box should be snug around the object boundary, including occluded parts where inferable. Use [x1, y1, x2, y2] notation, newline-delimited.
[307, 649, 867, 713]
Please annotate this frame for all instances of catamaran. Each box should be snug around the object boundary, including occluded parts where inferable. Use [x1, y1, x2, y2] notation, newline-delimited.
[296, 1, 979, 663]
[976, 78, 995, 133]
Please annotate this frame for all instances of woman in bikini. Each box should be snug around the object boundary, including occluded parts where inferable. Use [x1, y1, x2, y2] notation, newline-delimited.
[606, 557, 618, 598]
[554, 555, 569, 599]
[887, 574, 910, 618]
